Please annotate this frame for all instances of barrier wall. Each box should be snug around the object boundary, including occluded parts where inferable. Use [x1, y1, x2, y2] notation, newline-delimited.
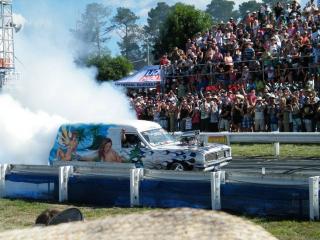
[140, 179, 212, 209]
[0, 164, 319, 220]
[68, 176, 131, 206]
[221, 183, 309, 218]
[5, 172, 58, 200]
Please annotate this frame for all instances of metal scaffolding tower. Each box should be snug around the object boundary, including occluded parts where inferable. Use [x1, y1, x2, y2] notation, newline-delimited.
[0, 0, 18, 90]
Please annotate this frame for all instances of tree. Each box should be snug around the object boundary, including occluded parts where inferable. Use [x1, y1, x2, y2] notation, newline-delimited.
[206, 0, 236, 23]
[112, 8, 143, 69]
[71, 3, 113, 58]
[154, 3, 212, 59]
[238, 1, 263, 17]
[143, 2, 171, 64]
[86, 55, 133, 81]
[144, 2, 171, 45]
[262, 0, 291, 7]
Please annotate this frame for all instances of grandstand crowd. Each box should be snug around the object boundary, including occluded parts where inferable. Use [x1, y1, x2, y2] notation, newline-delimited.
[130, 0, 320, 132]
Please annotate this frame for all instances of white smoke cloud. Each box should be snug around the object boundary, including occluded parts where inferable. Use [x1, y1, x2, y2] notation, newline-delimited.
[0, 94, 65, 164]
[0, 6, 135, 165]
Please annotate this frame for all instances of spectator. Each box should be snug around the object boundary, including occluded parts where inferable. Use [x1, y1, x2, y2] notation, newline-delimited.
[160, 54, 170, 66]
[200, 97, 210, 131]
[219, 100, 232, 131]
[254, 96, 266, 131]
[302, 96, 315, 131]
[179, 99, 192, 131]
[130, 0, 320, 133]
[232, 94, 244, 132]
[209, 96, 220, 132]
[267, 94, 280, 131]
[291, 96, 302, 131]
[243, 42, 255, 61]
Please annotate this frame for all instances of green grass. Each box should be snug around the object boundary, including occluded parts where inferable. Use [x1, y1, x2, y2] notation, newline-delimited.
[0, 199, 151, 232]
[251, 217, 320, 240]
[1, 199, 320, 240]
[231, 144, 320, 158]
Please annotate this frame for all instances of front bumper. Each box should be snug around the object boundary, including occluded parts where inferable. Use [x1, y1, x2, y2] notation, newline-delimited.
[196, 157, 232, 171]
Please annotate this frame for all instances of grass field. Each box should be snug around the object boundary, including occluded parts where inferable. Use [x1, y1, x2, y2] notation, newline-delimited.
[0, 199, 320, 240]
[231, 144, 320, 158]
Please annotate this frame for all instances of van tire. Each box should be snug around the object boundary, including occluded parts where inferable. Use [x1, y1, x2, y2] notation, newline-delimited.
[169, 162, 186, 171]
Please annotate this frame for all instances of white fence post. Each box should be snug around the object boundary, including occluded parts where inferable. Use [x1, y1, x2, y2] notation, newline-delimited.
[274, 142, 280, 158]
[130, 168, 143, 207]
[211, 171, 221, 210]
[309, 176, 320, 221]
[59, 166, 73, 202]
[226, 134, 231, 146]
[0, 164, 9, 198]
[220, 171, 226, 184]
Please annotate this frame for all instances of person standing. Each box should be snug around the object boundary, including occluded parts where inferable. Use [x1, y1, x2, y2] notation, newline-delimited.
[209, 96, 220, 132]
[291, 97, 302, 132]
[232, 95, 244, 132]
[283, 102, 293, 132]
[267, 95, 279, 132]
[179, 99, 191, 131]
[254, 97, 266, 131]
[200, 98, 210, 131]
[168, 101, 178, 132]
[191, 107, 201, 130]
[302, 97, 315, 132]
[219, 101, 232, 132]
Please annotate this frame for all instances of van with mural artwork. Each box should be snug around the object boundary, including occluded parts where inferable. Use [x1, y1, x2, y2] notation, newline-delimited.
[49, 120, 232, 171]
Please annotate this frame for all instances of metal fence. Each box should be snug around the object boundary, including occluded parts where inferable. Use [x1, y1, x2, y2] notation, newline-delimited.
[195, 132, 320, 157]
[161, 55, 320, 87]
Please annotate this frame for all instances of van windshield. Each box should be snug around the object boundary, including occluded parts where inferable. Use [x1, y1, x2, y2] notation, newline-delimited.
[141, 128, 175, 146]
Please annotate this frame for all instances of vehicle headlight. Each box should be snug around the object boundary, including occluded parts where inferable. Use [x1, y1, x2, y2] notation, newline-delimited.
[224, 149, 231, 157]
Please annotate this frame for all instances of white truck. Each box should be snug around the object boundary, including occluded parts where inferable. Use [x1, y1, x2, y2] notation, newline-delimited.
[49, 120, 231, 171]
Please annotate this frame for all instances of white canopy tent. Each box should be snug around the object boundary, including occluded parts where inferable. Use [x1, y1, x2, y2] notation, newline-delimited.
[115, 65, 162, 88]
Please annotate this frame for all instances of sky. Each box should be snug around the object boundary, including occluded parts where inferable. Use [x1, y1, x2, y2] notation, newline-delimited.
[12, 0, 308, 57]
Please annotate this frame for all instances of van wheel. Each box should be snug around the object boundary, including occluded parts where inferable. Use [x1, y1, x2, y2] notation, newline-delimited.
[169, 162, 186, 171]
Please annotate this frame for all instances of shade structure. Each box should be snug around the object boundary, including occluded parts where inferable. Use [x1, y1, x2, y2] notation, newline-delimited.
[115, 65, 161, 88]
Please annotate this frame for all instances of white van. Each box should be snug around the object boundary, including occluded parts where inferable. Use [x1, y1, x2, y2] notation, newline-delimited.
[49, 120, 232, 171]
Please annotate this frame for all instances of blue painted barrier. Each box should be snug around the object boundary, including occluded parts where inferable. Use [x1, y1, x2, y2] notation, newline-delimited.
[67, 176, 130, 206]
[140, 179, 211, 209]
[221, 183, 310, 218]
[5, 173, 58, 200]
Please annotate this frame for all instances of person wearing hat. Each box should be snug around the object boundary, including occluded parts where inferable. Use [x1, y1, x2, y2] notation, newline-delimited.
[254, 96, 266, 131]
[191, 106, 201, 131]
[301, 96, 315, 132]
[209, 96, 220, 132]
[274, 2, 284, 20]
[306, 73, 315, 91]
[229, 17, 237, 29]
[290, 96, 302, 132]
[219, 99, 232, 132]
[266, 94, 280, 132]
[200, 97, 211, 131]
[232, 95, 244, 132]
[243, 41, 255, 61]
[167, 100, 178, 132]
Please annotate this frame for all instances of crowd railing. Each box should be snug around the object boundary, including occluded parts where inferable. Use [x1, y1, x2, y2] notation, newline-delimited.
[161, 55, 320, 86]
